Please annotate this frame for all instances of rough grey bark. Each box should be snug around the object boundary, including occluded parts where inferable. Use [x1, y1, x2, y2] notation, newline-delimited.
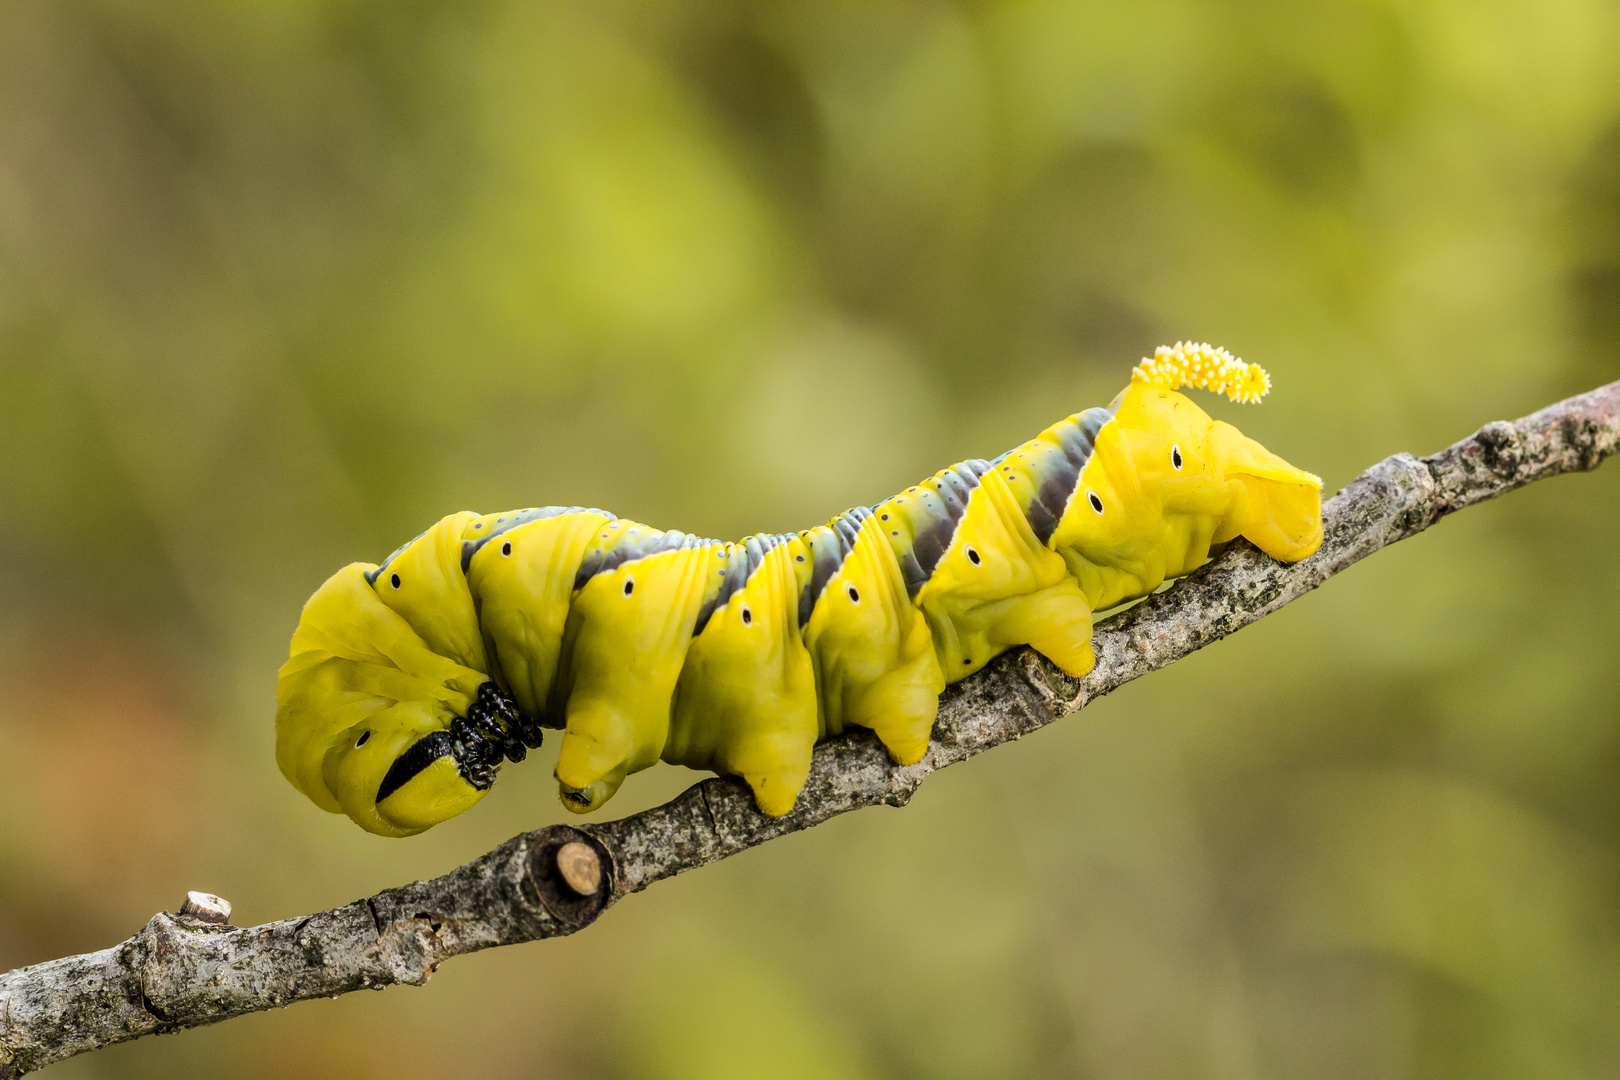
[3, 379, 1617, 1077]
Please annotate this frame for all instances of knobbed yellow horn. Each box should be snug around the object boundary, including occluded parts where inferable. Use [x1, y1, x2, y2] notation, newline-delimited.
[1131, 341, 1272, 404]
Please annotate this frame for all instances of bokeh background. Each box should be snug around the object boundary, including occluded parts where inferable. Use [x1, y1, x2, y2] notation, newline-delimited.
[2, 1, 1618, 1077]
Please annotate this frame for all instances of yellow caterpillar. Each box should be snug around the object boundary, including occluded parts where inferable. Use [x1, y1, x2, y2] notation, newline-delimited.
[276, 346, 1322, 836]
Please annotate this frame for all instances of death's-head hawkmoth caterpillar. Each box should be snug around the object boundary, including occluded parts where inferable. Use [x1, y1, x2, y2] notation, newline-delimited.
[276, 345, 1323, 836]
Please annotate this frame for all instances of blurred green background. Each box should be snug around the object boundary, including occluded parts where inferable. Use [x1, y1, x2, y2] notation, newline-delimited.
[1, 1, 1618, 1077]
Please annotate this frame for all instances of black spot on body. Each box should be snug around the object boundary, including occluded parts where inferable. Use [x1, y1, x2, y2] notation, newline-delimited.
[460, 507, 614, 571]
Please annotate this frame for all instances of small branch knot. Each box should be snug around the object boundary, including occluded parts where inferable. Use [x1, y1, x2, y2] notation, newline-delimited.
[1475, 420, 1523, 475]
[1561, 413, 1606, 470]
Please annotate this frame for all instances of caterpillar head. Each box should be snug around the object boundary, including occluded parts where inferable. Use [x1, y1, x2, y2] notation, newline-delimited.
[276, 514, 524, 837]
[1112, 344, 1322, 562]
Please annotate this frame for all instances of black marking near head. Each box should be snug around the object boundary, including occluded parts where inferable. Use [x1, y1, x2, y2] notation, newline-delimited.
[375, 730, 453, 804]
[894, 461, 990, 596]
[460, 507, 613, 572]
[995, 407, 1112, 544]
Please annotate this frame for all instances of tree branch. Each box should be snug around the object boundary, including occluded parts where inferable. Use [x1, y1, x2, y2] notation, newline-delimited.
[4, 380, 1617, 1077]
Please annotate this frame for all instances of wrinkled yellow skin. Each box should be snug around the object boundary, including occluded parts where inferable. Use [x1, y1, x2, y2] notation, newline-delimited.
[276, 374, 1322, 835]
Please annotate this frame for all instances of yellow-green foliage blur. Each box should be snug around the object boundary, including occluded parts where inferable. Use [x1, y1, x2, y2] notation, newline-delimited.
[2, 2, 1618, 1078]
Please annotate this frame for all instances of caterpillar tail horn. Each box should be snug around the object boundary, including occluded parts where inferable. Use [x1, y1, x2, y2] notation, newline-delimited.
[1130, 341, 1271, 403]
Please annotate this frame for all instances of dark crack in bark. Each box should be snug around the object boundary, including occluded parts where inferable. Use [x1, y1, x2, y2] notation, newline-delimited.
[2, 380, 1615, 1076]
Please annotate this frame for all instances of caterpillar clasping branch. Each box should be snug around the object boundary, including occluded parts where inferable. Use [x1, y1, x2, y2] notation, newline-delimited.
[275, 350, 1323, 836]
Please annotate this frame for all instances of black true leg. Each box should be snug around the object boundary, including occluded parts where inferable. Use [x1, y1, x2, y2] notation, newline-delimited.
[377, 682, 539, 802]
[448, 682, 541, 784]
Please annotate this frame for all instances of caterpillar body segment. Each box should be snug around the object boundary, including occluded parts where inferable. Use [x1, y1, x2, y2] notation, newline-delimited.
[366, 511, 488, 674]
[552, 529, 713, 811]
[666, 534, 820, 817]
[276, 354, 1323, 836]
[800, 511, 944, 766]
[902, 465, 1095, 680]
[463, 506, 614, 723]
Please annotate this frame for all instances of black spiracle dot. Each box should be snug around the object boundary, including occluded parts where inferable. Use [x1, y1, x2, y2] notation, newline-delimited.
[964, 657, 972, 665]
[1172, 445, 1184, 470]
[389, 572, 401, 589]
[1088, 492, 1104, 514]
[795, 555, 805, 562]
[355, 731, 370, 748]
[741, 607, 753, 625]
[847, 586, 860, 603]
[967, 546, 981, 566]
[623, 578, 634, 597]
[501, 541, 512, 556]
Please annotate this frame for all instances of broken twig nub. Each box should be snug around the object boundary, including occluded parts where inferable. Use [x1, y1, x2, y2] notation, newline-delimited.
[555, 842, 601, 896]
[176, 891, 231, 925]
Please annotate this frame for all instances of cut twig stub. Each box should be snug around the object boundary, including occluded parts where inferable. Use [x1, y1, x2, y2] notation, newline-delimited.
[555, 842, 601, 896]
[176, 892, 231, 926]
[523, 826, 613, 926]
